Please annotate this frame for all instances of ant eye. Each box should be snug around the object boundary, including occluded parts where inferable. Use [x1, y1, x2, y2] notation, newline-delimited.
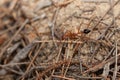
[83, 29, 91, 34]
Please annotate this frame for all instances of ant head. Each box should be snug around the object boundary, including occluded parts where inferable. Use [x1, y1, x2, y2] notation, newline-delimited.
[83, 29, 91, 34]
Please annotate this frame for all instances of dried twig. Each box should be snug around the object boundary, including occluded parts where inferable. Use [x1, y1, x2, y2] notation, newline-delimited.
[73, 74, 103, 79]
[52, 74, 75, 80]
[54, 0, 74, 7]
[35, 40, 83, 44]
[0, 19, 29, 59]
[83, 53, 120, 73]
[10, 42, 35, 63]
[21, 42, 44, 80]
[92, 0, 120, 30]
[36, 60, 69, 80]
[102, 63, 110, 79]
[112, 40, 118, 80]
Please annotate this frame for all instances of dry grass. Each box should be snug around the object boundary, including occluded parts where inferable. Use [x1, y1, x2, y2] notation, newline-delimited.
[0, 0, 120, 80]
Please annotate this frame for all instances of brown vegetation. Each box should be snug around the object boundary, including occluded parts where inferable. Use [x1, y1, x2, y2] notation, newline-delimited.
[0, 0, 120, 80]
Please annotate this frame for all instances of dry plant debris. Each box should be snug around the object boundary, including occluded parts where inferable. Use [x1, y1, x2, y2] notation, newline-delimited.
[0, 0, 120, 80]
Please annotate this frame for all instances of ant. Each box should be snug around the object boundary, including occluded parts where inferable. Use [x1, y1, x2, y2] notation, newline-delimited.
[62, 28, 91, 40]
